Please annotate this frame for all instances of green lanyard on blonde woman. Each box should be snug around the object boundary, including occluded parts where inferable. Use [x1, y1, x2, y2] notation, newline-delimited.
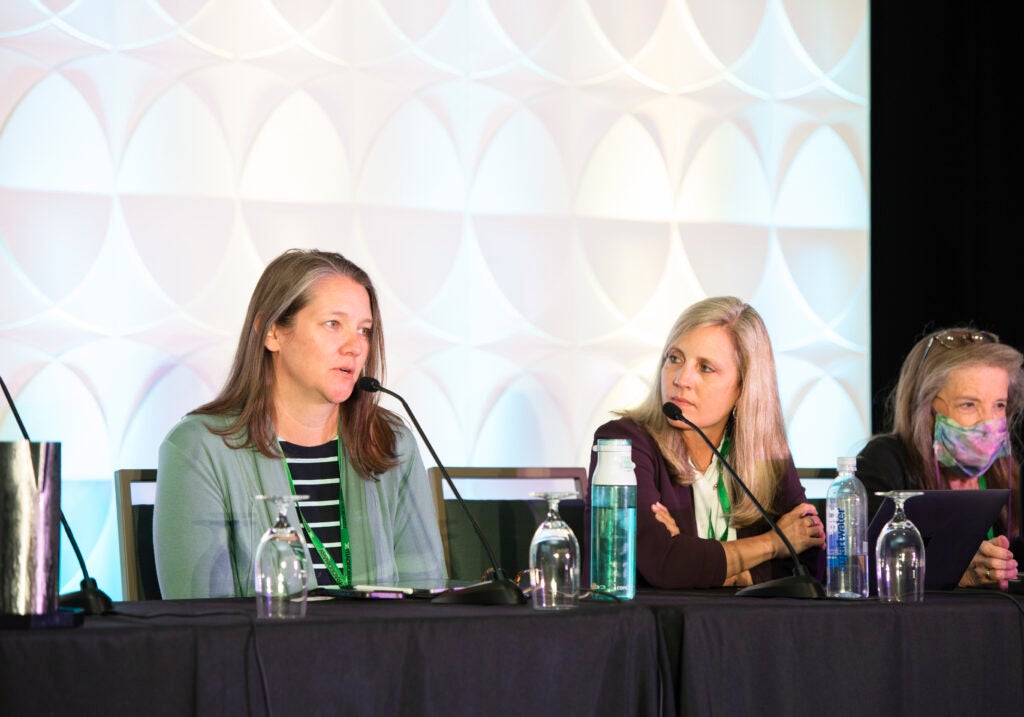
[279, 437, 353, 588]
[707, 436, 732, 541]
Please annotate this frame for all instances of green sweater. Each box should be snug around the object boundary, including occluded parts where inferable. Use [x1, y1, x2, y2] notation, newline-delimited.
[153, 413, 446, 598]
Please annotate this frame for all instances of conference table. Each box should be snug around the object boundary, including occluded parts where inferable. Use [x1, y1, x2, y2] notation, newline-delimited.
[2, 588, 1022, 716]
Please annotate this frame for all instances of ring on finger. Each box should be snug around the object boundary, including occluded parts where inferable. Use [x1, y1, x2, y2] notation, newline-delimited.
[986, 568, 992, 580]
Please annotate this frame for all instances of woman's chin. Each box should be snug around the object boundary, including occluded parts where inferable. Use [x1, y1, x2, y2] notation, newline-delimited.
[327, 378, 356, 404]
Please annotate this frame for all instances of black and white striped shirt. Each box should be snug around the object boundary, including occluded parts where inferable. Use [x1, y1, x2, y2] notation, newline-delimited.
[280, 439, 346, 587]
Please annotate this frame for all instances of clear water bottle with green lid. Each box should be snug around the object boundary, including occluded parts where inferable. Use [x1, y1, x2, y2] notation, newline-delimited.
[589, 438, 637, 600]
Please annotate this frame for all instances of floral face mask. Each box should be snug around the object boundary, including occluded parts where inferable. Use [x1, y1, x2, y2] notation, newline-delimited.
[933, 412, 1010, 478]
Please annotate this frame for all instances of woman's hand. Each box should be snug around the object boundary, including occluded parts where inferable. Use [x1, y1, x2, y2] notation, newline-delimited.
[959, 535, 1019, 590]
[652, 502, 762, 587]
[723, 570, 753, 587]
[651, 501, 680, 536]
[772, 503, 826, 558]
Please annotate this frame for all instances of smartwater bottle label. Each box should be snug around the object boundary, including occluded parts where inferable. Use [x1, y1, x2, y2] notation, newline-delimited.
[827, 505, 848, 570]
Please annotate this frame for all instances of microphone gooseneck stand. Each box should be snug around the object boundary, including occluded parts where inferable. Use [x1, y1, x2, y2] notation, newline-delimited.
[1, 373, 114, 615]
[357, 377, 526, 605]
[662, 402, 826, 599]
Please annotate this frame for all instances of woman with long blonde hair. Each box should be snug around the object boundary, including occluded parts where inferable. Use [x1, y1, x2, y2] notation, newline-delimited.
[587, 296, 823, 588]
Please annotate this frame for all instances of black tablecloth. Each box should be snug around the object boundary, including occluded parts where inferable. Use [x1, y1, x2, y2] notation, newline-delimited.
[0, 596, 660, 717]
[645, 589, 1024, 716]
[2, 589, 1023, 716]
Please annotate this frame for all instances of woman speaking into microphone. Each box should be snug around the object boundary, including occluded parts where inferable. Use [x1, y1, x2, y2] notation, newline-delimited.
[153, 248, 445, 599]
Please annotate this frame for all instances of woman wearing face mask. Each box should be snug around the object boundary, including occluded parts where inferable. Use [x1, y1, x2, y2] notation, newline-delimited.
[856, 328, 1023, 590]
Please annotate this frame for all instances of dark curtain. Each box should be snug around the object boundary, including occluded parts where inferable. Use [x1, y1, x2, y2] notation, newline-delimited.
[871, 3, 1022, 433]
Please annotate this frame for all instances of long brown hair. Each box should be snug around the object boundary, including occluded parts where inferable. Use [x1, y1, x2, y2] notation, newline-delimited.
[192, 248, 399, 479]
[619, 296, 793, 527]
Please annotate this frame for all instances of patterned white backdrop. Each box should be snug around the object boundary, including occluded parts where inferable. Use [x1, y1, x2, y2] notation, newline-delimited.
[0, 0, 869, 599]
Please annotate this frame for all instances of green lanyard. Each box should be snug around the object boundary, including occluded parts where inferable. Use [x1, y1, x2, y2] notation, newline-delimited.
[979, 474, 995, 540]
[706, 436, 732, 541]
[280, 437, 353, 588]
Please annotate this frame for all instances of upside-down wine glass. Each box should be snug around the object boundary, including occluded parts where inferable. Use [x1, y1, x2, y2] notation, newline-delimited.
[528, 491, 580, 610]
[874, 490, 925, 603]
[254, 494, 310, 619]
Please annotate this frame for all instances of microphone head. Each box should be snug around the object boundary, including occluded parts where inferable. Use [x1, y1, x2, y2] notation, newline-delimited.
[356, 376, 382, 393]
[662, 401, 684, 422]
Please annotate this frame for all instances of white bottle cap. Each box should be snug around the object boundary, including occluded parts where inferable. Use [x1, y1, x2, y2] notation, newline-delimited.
[594, 438, 631, 451]
[837, 456, 857, 472]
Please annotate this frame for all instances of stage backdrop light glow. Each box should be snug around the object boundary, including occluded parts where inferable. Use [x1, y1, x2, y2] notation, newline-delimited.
[0, 0, 869, 599]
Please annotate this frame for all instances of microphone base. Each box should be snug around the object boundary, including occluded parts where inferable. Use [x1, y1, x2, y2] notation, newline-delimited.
[431, 578, 527, 605]
[58, 578, 114, 615]
[735, 574, 826, 599]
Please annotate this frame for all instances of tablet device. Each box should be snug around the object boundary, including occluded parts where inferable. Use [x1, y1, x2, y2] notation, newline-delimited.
[867, 489, 1011, 592]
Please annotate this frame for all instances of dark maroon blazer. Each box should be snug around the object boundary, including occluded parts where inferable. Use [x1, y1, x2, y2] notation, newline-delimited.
[585, 418, 823, 589]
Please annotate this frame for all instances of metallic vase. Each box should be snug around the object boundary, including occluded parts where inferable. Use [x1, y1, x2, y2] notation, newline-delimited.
[0, 441, 61, 616]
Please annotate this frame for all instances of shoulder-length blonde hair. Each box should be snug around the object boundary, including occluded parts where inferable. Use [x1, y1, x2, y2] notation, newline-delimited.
[192, 248, 399, 479]
[888, 327, 1023, 535]
[619, 296, 792, 527]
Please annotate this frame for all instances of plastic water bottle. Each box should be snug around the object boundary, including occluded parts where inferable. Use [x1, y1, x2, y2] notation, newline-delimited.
[826, 456, 869, 598]
[590, 438, 637, 600]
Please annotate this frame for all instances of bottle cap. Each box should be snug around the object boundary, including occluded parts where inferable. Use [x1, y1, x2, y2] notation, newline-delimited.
[837, 456, 857, 472]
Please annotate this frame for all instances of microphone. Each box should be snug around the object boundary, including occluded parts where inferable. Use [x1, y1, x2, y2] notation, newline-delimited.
[661, 402, 825, 599]
[357, 376, 526, 605]
[1, 373, 113, 615]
